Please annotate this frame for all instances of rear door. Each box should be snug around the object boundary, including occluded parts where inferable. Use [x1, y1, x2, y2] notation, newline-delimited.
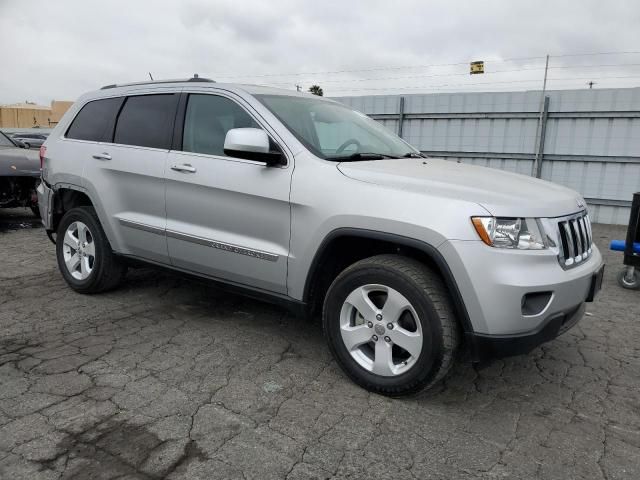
[81, 92, 179, 263]
[164, 91, 292, 293]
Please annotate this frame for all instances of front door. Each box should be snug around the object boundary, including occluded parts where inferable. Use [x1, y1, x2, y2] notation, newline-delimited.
[165, 92, 292, 294]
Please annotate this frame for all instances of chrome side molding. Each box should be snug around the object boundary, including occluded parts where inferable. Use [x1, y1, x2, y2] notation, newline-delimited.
[118, 218, 279, 262]
[166, 230, 279, 262]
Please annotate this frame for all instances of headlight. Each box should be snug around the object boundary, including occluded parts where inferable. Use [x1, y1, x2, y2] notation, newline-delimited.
[471, 217, 548, 250]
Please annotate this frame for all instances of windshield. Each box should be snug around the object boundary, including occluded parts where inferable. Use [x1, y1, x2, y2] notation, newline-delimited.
[255, 95, 417, 160]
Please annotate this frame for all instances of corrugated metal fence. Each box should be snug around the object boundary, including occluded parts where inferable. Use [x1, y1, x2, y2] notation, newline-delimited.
[335, 87, 640, 225]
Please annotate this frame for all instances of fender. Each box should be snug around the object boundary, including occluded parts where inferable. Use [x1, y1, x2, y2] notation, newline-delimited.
[49, 183, 118, 247]
[302, 227, 474, 334]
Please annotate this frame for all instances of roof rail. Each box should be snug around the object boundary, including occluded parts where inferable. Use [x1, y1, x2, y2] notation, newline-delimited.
[100, 75, 215, 90]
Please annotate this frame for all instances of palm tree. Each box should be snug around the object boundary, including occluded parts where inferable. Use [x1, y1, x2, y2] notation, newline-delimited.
[308, 85, 324, 96]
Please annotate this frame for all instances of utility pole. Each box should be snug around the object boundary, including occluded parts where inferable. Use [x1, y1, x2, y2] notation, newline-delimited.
[532, 54, 549, 178]
[295, 84, 302, 92]
[148, 72, 154, 81]
[587, 81, 596, 89]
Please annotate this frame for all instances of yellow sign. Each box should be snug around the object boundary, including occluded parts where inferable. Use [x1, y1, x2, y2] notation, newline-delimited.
[470, 61, 484, 74]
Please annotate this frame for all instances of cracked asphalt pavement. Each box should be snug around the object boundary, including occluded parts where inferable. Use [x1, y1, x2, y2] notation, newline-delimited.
[1, 207, 639, 479]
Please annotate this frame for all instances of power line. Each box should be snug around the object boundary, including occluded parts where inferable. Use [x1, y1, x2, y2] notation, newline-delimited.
[262, 67, 546, 86]
[261, 62, 640, 88]
[552, 51, 640, 58]
[213, 50, 640, 80]
[324, 74, 640, 93]
[330, 75, 640, 92]
[549, 62, 640, 70]
[213, 55, 547, 79]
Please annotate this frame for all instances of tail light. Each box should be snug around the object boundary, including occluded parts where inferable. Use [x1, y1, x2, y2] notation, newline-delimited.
[39, 145, 46, 170]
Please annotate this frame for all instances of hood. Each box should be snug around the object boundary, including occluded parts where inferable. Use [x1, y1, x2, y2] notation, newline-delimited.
[0, 146, 40, 177]
[337, 157, 585, 218]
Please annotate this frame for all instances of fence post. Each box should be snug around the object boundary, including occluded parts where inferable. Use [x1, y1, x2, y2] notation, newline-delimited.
[397, 96, 406, 138]
[533, 95, 550, 178]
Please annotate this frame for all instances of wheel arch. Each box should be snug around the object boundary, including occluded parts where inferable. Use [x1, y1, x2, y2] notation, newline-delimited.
[49, 185, 121, 251]
[302, 228, 473, 334]
[51, 185, 94, 231]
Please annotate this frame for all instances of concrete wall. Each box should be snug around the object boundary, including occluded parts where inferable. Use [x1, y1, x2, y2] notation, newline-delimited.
[0, 100, 73, 129]
[51, 101, 73, 124]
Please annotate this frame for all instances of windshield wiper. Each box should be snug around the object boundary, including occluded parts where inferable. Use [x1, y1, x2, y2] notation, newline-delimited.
[330, 153, 400, 162]
[403, 152, 427, 158]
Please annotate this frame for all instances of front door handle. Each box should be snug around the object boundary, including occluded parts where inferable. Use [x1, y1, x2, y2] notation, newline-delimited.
[171, 164, 197, 173]
[92, 152, 112, 161]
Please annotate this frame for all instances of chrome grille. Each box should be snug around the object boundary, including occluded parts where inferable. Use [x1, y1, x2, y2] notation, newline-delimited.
[557, 212, 593, 268]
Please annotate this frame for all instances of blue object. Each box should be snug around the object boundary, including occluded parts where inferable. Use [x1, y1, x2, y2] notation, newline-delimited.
[610, 240, 640, 253]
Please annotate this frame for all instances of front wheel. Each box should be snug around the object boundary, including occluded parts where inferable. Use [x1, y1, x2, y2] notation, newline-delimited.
[323, 255, 460, 396]
[56, 207, 126, 293]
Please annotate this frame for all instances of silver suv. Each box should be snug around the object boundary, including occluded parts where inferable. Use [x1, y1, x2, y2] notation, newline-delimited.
[37, 77, 604, 395]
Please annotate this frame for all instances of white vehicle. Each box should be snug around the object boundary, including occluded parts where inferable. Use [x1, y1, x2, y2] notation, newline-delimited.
[38, 77, 604, 395]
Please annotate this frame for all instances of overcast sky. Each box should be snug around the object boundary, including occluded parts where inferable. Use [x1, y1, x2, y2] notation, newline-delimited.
[1, 0, 639, 105]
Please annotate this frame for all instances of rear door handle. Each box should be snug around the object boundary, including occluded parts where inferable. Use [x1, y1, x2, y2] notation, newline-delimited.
[92, 152, 112, 161]
[171, 164, 197, 173]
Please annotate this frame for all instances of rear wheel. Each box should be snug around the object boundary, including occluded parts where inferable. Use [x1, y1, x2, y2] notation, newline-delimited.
[56, 207, 126, 293]
[323, 255, 460, 396]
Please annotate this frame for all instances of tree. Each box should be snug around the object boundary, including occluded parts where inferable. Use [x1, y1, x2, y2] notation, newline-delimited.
[308, 85, 323, 96]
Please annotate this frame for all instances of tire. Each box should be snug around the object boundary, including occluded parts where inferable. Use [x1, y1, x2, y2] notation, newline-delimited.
[56, 207, 126, 293]
[323, 254, 460, 396]
[24, 143, 31, 149]
[617, 268, 640, 290]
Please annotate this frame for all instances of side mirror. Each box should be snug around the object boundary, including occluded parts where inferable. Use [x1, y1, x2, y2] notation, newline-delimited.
[223, 128, 285, 166]
[14, 139, 26, 149]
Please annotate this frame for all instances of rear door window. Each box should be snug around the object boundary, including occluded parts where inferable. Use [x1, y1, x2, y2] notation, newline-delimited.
[114, 94, 177, 149]
[66, 97, 124, 142]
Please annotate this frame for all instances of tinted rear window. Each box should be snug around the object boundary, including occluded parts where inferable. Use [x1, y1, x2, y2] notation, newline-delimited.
[114, 94, 176, 149]
[66, 97, 123, 142]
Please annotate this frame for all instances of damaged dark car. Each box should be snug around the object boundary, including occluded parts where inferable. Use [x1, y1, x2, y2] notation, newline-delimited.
[0, 130, 41, 216]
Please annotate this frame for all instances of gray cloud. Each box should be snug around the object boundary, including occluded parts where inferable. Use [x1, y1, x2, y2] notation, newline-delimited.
[1, 0, 639, 105]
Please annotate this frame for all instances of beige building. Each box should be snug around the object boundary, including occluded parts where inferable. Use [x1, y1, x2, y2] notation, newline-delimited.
[0, 100, 73, 129]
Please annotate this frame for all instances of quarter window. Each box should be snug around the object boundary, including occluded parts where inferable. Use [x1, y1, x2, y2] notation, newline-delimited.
[66, 97, 123, 142]
[182, 94, 260, 157]
[114, 94, 176, 149]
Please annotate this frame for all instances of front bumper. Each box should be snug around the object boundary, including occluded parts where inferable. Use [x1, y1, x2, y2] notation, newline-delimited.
[439, 238, 604, 360]
[467, 302, 585, 362]
[36, 180, 54, 230]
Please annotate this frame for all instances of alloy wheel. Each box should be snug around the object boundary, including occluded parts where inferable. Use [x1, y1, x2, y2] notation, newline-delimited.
[62, 221, 95, 280]
[339, 284, 423, 376]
